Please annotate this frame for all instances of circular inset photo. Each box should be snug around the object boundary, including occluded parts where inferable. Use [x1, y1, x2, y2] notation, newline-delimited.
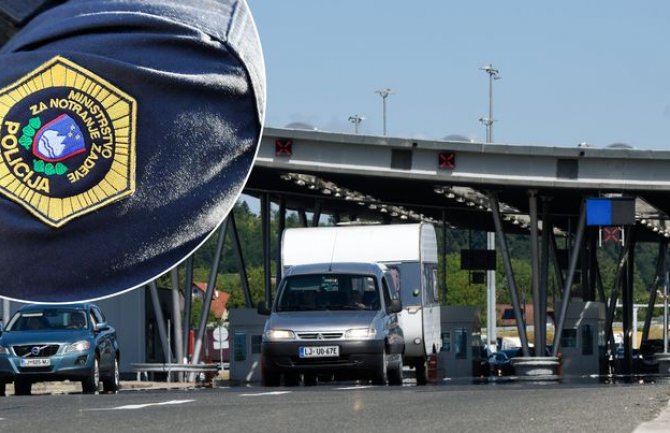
[0, 0, 265, 303]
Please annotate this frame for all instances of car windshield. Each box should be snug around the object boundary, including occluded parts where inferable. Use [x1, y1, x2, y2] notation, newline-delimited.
[275, 273, 381, 312]
[6, 309, 88, 331]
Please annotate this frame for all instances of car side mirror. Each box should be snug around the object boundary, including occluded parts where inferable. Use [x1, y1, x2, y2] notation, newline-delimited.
[257, 301, 271, 316]
[0, 321, 3, 335]
[389, 299, 402, 314]
[94, 322, 109, 332]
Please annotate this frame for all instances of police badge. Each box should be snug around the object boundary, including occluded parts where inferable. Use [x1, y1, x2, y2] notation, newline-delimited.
[0, 56, 136, 227]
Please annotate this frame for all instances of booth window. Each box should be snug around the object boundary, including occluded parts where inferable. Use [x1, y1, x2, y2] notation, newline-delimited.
[581, 325, 593, 355]
[234, 331, 247, 361]
[441, 332, 451, 352]
[560, 329, 577, 348]
[455, 328, 468, 359]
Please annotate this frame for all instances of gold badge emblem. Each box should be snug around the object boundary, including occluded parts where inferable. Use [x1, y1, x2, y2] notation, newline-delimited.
[0, 56, 136, 227]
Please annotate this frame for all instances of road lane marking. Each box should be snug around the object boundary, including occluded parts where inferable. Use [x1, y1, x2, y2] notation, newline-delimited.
[85, 399, 195, 411]
[240, 391, 292, 397]
[336, 385, 375, 390]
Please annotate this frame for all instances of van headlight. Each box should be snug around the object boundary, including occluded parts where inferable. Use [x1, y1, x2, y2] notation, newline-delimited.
[345, 328, 377, 339]
[265, 329, 295, 341]
[62, 340, 91, 354]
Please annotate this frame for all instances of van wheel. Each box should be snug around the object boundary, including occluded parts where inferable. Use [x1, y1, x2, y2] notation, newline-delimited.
[388, 355, 403, 386]
[415, 358, 428, 386]
[373, 351, 388, 385]
[261, 368, 280, 387]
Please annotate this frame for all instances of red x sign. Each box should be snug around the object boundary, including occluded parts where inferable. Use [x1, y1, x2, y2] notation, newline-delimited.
[603, 226, 621, 243]
[275, 139, 293, 156]
[438, 152, 455, 169]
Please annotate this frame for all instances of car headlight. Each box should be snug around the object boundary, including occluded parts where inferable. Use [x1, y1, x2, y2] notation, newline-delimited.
[62, 340, 91, 354]
[345, 328, 377, 339]
[265, 329, 295, 341]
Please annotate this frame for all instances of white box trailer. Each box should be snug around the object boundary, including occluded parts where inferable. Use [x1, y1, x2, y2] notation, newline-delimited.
[281, 223, 441, 384]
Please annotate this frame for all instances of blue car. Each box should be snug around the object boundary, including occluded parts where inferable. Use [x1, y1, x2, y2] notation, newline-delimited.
[0, 303, 120, 396]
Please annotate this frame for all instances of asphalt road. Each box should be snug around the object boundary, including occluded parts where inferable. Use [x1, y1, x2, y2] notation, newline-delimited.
[1, 380, 668, 433]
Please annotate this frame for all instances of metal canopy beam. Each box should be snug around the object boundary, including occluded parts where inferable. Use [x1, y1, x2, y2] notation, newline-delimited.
[642, 239, 668, 343]
[552, 204, 586, 358]
[529, 191, 542, 354]
[258, 127, 670, 192]
[488, 191, 530, 356]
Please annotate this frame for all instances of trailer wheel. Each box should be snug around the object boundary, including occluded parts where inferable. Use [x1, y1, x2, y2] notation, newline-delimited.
[414, 358, 428, 386]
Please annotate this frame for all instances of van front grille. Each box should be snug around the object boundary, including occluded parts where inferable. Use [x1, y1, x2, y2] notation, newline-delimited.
[296, 332, 343, 340]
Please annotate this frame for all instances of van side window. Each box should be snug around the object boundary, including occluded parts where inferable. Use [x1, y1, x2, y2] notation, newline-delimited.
[381, 277, 393, 310]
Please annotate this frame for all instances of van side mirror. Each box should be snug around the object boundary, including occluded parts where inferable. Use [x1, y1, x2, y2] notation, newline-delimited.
[257, 301, 271, 316]
[389, 299, 402, 314]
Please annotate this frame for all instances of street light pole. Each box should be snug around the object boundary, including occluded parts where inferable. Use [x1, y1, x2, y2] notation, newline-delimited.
[480, 64, 500, 142]
[348, 114, 365, 134]
[481, 64, 500, 353]
[375, 88, 394, 135]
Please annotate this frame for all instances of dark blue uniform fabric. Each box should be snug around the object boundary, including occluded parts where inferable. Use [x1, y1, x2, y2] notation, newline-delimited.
[0, 0, 265, 302]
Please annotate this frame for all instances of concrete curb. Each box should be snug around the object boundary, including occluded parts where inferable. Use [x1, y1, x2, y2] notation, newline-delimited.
[3, 380, 199, 396]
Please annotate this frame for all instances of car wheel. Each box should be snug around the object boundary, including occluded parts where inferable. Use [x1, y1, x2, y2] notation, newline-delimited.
[14, 379, 31, 396]
[82, 357, 100, 394]
[103, 357, 120, 393]
[415, 358, 428, 386]
[388, 354, 403, 386]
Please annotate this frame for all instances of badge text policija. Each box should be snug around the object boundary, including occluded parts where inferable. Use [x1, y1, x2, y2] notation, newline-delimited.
[0, 56, 137, 227]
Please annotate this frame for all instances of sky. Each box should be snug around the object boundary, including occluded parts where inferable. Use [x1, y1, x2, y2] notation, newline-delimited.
[246, 0, 670, 149]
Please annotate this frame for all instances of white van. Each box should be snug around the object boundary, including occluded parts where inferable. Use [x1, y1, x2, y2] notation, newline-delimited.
[281, 223, 441, 384]
[258, 262, 404, 386]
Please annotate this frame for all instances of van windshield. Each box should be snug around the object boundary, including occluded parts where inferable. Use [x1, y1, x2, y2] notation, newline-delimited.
[276, 274, 380, 312]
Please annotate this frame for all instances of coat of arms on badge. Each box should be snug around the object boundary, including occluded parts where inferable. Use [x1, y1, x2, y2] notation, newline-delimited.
[0, 56, 137, 227]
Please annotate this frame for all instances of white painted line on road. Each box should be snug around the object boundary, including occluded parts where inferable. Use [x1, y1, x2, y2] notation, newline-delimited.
[335, 385, 375, 390]
[240, 391, 292, 397]
[85, 399, 195, 411]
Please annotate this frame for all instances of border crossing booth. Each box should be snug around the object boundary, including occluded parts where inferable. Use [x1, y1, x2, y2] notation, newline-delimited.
[438, 306, 483, 380]
[229, 308, 266, 383]
[559, 300, 606, 377]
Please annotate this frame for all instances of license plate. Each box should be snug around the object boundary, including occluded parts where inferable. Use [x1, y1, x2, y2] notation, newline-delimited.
[299, 346, 339, 358]
[20, 358, 51, 367]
